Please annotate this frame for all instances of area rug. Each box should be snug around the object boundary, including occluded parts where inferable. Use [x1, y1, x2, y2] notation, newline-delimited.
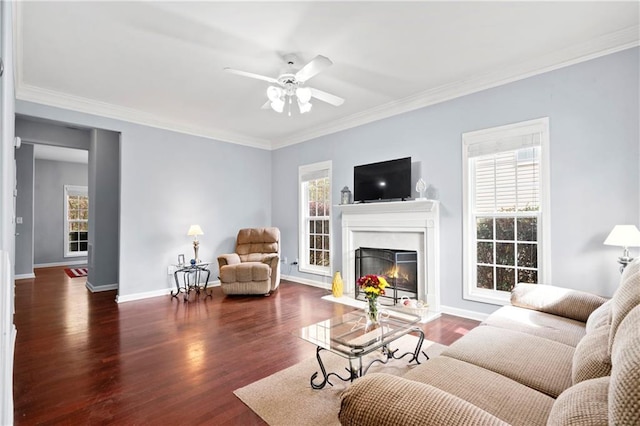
[64, 267, 88, 278]
[234, 334, 446, 426]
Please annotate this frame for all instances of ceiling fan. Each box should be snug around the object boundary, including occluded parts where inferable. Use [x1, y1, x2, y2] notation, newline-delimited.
[224, 54, 345, 116]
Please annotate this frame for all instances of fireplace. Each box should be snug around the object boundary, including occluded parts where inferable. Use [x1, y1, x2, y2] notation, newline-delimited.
[340, 200, 440, 314]
[355, 247, 418, 304]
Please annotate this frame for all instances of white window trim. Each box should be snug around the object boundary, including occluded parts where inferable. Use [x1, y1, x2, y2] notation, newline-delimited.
[64, 185, 88, 258]
[298, 160, 332, 277]
[462, 117, 551, 305]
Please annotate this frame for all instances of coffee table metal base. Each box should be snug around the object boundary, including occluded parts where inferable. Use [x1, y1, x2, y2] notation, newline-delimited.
[310, 327, 428, 390]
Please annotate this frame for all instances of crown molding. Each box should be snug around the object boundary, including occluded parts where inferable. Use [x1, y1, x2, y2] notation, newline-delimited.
[271, 25, 640, 150]
[15, 83, 273, 150]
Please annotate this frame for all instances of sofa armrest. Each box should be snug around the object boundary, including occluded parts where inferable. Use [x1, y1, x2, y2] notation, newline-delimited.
[339, 373, 508, 426]
[217, 253, 241, 268]
[511, 283, 608, 322]
[261, 253, 279, 267]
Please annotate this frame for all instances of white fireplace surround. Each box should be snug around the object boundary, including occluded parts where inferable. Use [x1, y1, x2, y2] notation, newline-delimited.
[340, 200, 440, 312]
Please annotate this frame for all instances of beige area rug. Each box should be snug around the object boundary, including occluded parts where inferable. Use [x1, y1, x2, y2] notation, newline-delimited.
[234, 334, 446, 426]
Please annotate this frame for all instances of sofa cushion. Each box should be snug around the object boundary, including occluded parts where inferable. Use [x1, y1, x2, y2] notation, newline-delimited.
[482, 305, 586, 347]
[609, 305, 640, 425]
[547, 377, 609, 426]
[442, 326, 574, 398]
[608, 259, 640, 354]
[339, 373, 509, 426]
[511, 283, 607, 323]
[402, 356, 554, 426]
[572, 326, 611, 384]
[585, 299, 611, 333]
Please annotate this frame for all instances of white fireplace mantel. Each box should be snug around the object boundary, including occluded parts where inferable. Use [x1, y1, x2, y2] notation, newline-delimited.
[339, 200, 440, 312]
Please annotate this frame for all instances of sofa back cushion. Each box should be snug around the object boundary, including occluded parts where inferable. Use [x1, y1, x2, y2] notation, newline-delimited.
[511, 284, 607, 322]
[586, 299, 611, 333]
[547, 377, 609, 426]
[609, 305, 640, 425]
[608, 259, 640, 354]
[572, 326, 611, 384]
[236, 227, 280, 261]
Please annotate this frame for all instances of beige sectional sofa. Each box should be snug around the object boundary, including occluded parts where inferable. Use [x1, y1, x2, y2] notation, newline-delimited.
[339, 259, 640, 425]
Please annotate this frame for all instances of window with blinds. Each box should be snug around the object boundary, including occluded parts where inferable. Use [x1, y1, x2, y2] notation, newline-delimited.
[463, 118, 549, 304]
[299, 161, 332, 276]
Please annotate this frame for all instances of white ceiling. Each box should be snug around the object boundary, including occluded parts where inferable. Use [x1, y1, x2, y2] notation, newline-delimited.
[14, 1, 639, 150]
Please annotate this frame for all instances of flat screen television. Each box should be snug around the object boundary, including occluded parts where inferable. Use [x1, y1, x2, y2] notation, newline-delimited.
[354, 157, 412, 202]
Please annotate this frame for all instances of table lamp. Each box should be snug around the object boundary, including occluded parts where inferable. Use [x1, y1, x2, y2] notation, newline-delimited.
[187, 225, 204, 263]
[603, 224, 640, 272]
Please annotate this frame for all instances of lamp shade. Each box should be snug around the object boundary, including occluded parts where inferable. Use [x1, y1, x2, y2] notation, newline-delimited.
[187, 225, 204, 237]
[603, 225, 640, 247]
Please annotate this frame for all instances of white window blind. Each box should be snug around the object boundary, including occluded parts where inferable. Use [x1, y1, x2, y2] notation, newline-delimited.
[463, 118, 550, 305]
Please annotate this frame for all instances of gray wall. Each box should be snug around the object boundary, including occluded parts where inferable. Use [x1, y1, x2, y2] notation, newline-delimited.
[15, 144, 34, 276]
[15, 117, 90, 150]
[87, 129, 120, 289]
[34, 159, 88, 265]
[272, 47, 640, 315]
[16, 101, 273, 299]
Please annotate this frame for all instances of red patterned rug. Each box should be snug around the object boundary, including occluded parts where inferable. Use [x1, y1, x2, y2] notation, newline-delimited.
[64, 267, 88, 278]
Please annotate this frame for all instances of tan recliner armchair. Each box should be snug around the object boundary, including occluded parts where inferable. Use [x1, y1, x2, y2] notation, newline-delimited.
[217, 227, 281, 295]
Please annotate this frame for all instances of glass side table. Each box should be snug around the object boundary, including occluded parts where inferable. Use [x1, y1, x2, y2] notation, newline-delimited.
[171, 262, 211, 302]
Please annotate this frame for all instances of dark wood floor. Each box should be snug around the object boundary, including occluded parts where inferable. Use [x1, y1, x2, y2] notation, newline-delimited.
[13, 266, 479, 425]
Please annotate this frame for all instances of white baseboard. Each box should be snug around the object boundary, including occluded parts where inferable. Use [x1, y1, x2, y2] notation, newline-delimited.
[14, 273, 35, 280]
[281, 274, 331, 290]
[117, 280, 221, 303]
[34, 260, 87, 268]
[85, 281, 118, 293]
[440, 305, 490, 322]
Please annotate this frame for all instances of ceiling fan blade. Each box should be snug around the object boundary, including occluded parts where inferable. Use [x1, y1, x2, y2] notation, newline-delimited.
[295, 55, 333, 83]
[309, 88, 344, 107]
[224, 67, 278, 84]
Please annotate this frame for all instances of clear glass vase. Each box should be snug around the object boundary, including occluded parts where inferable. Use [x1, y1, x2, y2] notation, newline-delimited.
[365, 296, 380, 329]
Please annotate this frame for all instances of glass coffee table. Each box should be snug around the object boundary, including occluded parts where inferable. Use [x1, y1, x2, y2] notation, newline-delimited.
[296, 309, 428, 389]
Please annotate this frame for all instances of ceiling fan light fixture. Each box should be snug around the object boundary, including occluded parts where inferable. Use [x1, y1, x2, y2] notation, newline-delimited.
[298, 99, 312, 114]
[271, 98, 285, 113]
[296, 87, 312, 104]
[267, 85, 283, 102]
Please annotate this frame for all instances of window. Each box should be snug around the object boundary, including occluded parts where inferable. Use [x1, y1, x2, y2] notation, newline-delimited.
[299, 161, 332, 276]
[463, 118, 550, 305]
[64, 185, 89, 257]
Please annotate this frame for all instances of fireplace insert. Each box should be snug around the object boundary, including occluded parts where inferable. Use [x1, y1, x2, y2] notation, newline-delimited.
[355, 247, 418, 304]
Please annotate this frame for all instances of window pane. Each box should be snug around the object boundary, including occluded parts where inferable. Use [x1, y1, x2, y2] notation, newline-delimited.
[308, 250, 315, 265]
[477, 242, 493, 264]
[477, 266, 493, 289]
[323, 220, 329, 234]
[69, 242, 79, 252]
[69, 197, 79, 209]
[79, 209, 88, 220]
[69, 209, 79, 220]
[315, 235, 322, 250]
[496, 267, 516, 292]
[323, 236, 329, 250]
[79, 222, 88, 231]
[79, 197, 89, 209]
[79, 242, 88, 251]
[309, 201, 317, 217]
[69, 232, 78, 242]
[518, 243, 537, 268]
[496, 218, 514, 241]
[71, 222, 80, 231]
[476, 218, 493, 240]
[517, 217, 537, 241]
[518, 269, 538, 284]
[308, 221, 313, 233]
[79, 232, 88, 242]
[496, 243, 514, 266]
[320, 251, 330, 267]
